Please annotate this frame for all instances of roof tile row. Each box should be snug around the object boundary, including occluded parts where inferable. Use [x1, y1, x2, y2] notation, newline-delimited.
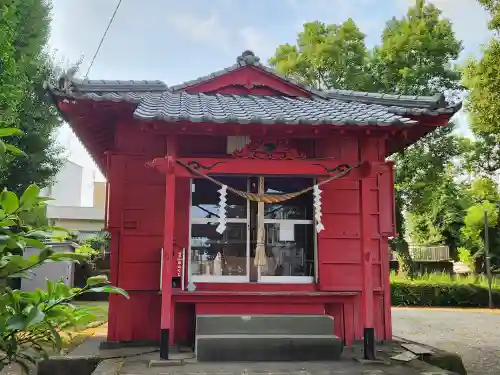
[49, 50, 461, 127]
[133, 91, 417, 126]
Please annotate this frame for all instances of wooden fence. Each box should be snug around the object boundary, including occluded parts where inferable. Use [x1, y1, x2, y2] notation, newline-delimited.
[391, 245, 450, 261]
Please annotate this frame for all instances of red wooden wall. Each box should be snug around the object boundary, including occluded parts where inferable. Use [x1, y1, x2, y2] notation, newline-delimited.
[315, 134, 393, 340]
[106, 127, 394, 343]
[107, 124, 164, 342]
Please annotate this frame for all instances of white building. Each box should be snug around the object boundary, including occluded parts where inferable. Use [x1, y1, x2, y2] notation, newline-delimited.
[42, 160, 105, 239]
[43, 160, 83, 207]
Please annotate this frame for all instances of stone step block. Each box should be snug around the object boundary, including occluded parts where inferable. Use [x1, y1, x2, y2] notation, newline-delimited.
[196, 314, 334, 335]
[196, 334, 343, 362]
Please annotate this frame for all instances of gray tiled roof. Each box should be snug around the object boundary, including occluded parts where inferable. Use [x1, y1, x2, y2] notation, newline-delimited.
[53, 77, 168, 103]
[48, 50, 461, 123]
[133, 91, 417, 126]
[326, 89, 445, 109]
[326, 89, 460, 116]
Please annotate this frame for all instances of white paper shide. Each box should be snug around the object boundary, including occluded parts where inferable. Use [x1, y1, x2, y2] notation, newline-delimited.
[216, 185, 228, 234]
[313, 184, 325, 233]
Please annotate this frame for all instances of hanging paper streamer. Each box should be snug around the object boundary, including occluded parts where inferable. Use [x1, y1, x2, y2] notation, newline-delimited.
[216, 185, 228, 234]
[313, 184, 325, 233]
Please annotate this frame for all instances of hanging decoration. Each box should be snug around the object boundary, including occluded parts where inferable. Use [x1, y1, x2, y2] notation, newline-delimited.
[254, 177, 267, 268]
[254, 227, 267, 267]
[313, 185, 325, 233]
[177, 159, 360, 237]
[177, 160, 360, 204]
[216, 185, 228, 234]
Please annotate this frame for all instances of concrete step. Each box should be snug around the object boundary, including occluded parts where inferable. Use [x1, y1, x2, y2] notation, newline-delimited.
[196, 314, 334, 335]
[196, 334, 343, 362]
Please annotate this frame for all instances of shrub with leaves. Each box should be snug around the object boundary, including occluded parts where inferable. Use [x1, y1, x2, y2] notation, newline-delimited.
[0, 128, 128, 372]
[0, 276, 125, 372]
[391, 272, 500, 307]
[391, 279, 500, 307]
[75, 243, 101, 261]
[75, 232, 110, 263]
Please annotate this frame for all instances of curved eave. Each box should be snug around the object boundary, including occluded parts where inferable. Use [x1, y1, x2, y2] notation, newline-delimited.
[326, 90, 447, 109]
[46, 87, 134, 176]
[386, 101, 463, 117]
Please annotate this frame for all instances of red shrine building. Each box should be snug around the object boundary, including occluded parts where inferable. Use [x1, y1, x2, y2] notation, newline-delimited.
[48, 51, 460, 360]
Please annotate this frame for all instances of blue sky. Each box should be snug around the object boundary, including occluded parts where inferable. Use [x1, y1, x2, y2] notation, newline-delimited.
[48, 0, 492, 205]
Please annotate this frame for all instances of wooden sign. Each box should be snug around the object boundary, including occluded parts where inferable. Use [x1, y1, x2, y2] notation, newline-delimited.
[172, 248, 184, 278]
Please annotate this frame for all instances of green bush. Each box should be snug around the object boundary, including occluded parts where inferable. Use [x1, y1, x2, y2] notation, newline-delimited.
[391, 274, 500, 307]
[0, 128, 128, 373]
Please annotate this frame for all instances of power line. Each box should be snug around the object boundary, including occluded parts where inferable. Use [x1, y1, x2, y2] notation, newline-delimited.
[84, 0, 123, 78]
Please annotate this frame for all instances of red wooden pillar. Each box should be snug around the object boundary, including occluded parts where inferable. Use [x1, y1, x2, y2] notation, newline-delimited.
[160, 137, 177, 360]
[381, 161, 395, 340]
[360, 162, 375, 359]
[106, 153, 126, 342]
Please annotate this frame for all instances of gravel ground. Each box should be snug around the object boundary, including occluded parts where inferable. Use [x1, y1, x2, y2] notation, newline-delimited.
[392, 307, 500, 375]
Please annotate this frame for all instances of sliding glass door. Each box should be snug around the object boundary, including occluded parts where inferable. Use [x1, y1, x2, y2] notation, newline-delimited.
[255, 177, 315, 283]
[189, 176, 315, 283]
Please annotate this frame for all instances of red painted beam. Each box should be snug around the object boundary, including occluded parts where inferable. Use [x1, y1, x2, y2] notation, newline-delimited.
[171, 290, 359, 304]
[149, 157, 368, 178]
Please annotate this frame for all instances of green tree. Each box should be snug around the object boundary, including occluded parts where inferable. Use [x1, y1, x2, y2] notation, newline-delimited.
[461, 0, 500, 269]
[406, 165, 469, 258]
[371, 0, 462, 95]
[269, 0, 464, 276]
[0, 0, 64, 194]
[461, 177, 500, 270]
[477, 0, 500, 29]
[469, 177, 500, 203]
[461, 135, 500, 177]
[372, 0, 462, 275]
[0, 1, 28, 127]
[394, 123, 468, 257]
[463, 0, 500, 176]
[269, 19, 371, 90]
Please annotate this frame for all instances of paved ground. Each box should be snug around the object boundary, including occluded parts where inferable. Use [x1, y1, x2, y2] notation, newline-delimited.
[4, 307, 499, 374]
[392, 307, 500, 375]
[120, 355, 430, 375]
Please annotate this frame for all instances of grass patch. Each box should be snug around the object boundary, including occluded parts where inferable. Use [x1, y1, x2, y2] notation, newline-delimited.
[57, 301, 110, 353]
[74, 301, 109, 314]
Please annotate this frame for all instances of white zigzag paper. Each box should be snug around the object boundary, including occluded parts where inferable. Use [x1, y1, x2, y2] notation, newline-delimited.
[313, 185, 325, 233]
[216, 185, 228, 234]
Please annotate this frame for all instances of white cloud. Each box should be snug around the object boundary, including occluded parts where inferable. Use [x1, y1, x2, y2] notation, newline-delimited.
[238, 26, 277, 61]
[167, 12, 231, 51]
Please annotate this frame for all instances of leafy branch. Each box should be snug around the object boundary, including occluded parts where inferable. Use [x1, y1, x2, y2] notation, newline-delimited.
[0, 129, 128, 373]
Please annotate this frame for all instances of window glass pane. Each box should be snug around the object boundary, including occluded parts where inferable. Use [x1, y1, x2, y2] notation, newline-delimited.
[262, 178, 313, 220]
[191, 177, 247, 219]
[190, 222, 247, 276]
[261, 222, 314, 277]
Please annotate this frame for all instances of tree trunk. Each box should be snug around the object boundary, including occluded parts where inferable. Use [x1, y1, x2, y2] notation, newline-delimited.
[393, 238, 413, 278]
[392, 191, 414, 278]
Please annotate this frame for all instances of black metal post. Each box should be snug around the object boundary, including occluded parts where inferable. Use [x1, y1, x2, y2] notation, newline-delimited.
[484, 211, 494, 309]
[160, 329, 170, 360]
[363, 327, 375, 360]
